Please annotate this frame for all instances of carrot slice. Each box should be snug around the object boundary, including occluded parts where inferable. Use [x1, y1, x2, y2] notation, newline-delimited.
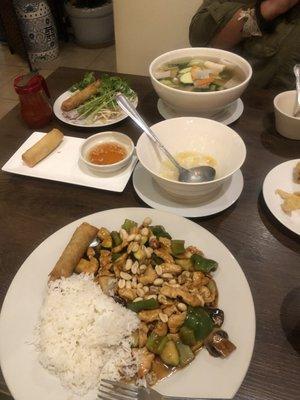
[193, 76, 215, 88]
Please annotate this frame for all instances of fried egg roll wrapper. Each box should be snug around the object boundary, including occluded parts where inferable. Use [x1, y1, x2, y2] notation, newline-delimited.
[61, 80, 101, 111]
[22, 129, 64, 167]
[49, 222, 98, 281]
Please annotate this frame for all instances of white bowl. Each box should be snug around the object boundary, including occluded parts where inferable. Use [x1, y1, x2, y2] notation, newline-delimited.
[136, 117, 246, 201]
[80, 131, 134, 173]
[274, 90, 300, 140]
[149, 47, 252, 117]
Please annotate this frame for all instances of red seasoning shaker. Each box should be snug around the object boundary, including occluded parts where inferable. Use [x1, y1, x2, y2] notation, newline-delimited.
[14, 73, 53, 129]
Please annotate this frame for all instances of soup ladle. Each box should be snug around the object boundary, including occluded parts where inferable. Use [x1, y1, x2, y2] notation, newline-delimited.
[116, 94, 216, 183]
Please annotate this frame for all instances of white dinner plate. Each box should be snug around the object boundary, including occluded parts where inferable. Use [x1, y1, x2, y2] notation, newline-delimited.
[133, 162, 244, 217]
[53, 91, 138, 128]
[157, 98, 244, 126]
[0, 208, 255, 400]
[263, 159, 300, 235]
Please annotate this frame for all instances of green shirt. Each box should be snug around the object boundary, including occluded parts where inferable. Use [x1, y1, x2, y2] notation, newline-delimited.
[189, 1, 300, 89]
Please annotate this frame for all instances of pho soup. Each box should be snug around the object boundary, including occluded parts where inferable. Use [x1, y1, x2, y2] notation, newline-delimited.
[154, 57, 245, 92]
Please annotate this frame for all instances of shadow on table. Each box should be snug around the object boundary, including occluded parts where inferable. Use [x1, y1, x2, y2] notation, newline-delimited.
[280, 287, 300, 355]
[259, 112, 300, 158]
[257, 191, 299, 252]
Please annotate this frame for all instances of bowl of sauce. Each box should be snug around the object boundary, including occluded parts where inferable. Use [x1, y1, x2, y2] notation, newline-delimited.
[80, 131, 134, 173]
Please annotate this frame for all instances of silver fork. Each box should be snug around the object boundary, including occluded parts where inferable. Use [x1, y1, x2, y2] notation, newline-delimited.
[98, 379, 217, 400]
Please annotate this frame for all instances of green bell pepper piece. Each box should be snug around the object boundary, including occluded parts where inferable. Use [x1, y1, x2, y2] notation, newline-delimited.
[179, 326, 197, 346]
[171, 240, 185, 255]
[127, 298, 160, 313]
[146, 332, 168, 355]
[122, 219, 138, 233]
[111, 231, 122, 247]
[150, 225, 172, 239]
[191, 254, 218, 273]
[184, 307, 214, 341]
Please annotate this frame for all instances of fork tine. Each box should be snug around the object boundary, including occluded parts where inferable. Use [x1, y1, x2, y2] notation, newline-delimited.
[102, 379, 138, 394]
[101, 383, 137, 398]
[99, 388, 137, 400]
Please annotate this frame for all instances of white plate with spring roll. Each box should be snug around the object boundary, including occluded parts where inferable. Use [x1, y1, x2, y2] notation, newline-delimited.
[0, 208, 255, 400]
[53, 72, 139, 128]
[2, 131, 137, 193]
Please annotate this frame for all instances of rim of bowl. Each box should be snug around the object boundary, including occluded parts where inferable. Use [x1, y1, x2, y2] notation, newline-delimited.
[80, 131, 134, 168]
[136, 119, 247, 186]
[274, 90, 300, 121]
[149, 47, 253, 96]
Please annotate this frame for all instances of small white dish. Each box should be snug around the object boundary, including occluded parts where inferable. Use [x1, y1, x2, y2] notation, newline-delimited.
[157, 98, 244, 126]
[263, 159, 300, 235]
[1, 132, 137, 193]
[53, 91, 138, 128]
[274, 90, 300, 140]
[0, 208, 255, 400]
[80, 131, 134, 174]
[133, 162, 244, 217]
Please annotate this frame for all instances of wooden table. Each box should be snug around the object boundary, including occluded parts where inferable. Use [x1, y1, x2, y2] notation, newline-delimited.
[0, 67, 299, 399]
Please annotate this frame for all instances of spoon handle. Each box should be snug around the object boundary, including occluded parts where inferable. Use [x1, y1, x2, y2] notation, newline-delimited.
[294, 64, 300, 115]
[116, 94, 183, 170]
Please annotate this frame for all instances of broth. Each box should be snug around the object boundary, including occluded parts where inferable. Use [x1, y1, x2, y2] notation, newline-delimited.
[160, 151, 217, 181]
[155, 56, 245, 92]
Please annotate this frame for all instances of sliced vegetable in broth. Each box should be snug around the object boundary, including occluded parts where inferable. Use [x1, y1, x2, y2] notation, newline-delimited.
[155, 57, 245, 92]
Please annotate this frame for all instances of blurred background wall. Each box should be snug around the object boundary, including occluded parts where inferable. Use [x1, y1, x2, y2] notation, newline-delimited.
[113, 0, 202, 76]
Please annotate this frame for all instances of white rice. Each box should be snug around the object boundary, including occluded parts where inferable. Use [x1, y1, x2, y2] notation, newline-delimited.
[35, 274, 140, 395]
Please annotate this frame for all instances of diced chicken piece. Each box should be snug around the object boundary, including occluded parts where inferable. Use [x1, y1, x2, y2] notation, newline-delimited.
[161, 263, 182, 275]
[138, 309, 160, 323]
[168, 312, 186, 333]
[160, 285, 204, 307]
[118, 287, 137, 301]
[153, 321, 168, 337]
[192, 271, 205, 287]
[162, 304, 178, 317]
[139, 265, 157, 285]
[154, 249, 174, 264]
[158, 237, 171, 249]
[97, 275, 116, 295]
[75, 257, 99, 274]
[138, 348, 155, 378]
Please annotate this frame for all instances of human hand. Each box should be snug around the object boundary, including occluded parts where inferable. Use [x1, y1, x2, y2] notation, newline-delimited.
[260, 0, 299, 20]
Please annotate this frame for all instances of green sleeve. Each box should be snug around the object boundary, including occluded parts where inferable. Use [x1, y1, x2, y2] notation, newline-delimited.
[189, 1, 251, 46]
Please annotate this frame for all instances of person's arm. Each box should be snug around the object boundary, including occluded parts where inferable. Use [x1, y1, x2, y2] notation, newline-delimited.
[190, 0, 300, 50]
[189, 1, 249, 47]
[210, 9, 245, 49]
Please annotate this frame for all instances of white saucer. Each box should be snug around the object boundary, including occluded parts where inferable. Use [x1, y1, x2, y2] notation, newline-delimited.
[133, 162, 244, 218]
[263, 159, 300, 235]
[157, 98, 244, 126]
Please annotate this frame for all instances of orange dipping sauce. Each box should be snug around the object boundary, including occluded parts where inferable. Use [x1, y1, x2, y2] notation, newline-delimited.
[88, 142, 127, 165]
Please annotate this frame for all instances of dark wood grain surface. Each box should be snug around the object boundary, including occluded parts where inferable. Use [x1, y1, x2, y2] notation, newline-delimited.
[0, 67, 299, 399]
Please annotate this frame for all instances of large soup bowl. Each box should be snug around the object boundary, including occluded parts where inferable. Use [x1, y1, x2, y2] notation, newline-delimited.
[149, 47, 252, 117]
[136, 117, 246, 202]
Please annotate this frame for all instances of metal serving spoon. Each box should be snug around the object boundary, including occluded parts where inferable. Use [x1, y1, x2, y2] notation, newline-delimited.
[116, 94, 216, 183]
[293, 64, 300, 117]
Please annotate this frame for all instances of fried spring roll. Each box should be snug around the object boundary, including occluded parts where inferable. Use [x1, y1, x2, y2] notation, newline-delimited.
[22, 129, 64, 167]
[49, 222, 99, 281]
[61, 80, 101, 111]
